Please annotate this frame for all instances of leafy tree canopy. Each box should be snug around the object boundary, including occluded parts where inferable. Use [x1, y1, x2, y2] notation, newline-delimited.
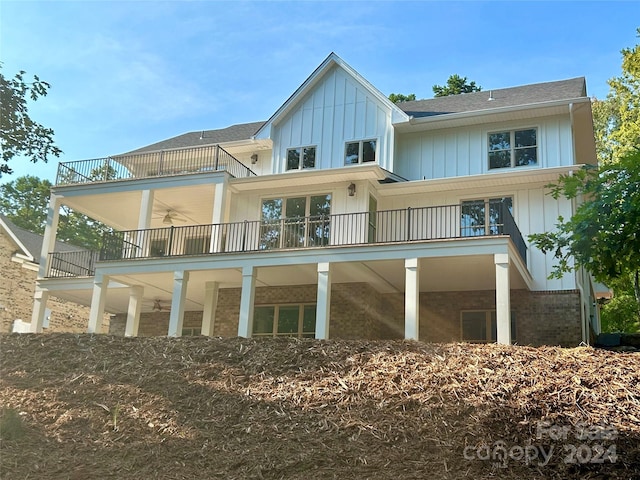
[388, 93, 416, 103]
[0, 65, 62, 177]
[0, 175, 111, 251]
[432, 74, 481, 97]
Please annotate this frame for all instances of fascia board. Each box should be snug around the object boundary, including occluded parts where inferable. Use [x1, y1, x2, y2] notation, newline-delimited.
[0, 218, 35, 261]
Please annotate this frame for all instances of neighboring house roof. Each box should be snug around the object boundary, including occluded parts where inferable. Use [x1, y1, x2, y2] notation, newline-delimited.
[397, 77, 587, 118]
[0, 214, 81, 264]
[121, 121, 266, 156]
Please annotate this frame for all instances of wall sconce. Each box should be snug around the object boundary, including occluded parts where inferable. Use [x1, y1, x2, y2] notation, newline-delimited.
[250, 154, 258, 164]
[348, 183, 356, 197]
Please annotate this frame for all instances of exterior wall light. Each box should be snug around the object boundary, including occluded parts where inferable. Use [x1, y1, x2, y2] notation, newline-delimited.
[348, 183, 356, 196]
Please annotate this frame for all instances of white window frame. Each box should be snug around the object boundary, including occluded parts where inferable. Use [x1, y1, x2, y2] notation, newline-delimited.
[252, 303, 316, 338]
[344, 139, 378, 165]
[285, 145, 317, 171]
[487, 127, 538, 170]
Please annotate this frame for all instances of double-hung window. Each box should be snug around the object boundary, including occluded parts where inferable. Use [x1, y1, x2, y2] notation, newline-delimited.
[488, 128, 537, 169]
[461, 197, 513, 237]
[345, 139, 377, 165]
[253, 304, 316, 338]
[461, 311, 516, 343]
[286, 146, 316, 171]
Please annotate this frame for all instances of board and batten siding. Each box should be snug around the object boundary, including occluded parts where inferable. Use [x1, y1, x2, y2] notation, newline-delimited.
[271, 66, 394, 174]
[394, 115, 574, 181]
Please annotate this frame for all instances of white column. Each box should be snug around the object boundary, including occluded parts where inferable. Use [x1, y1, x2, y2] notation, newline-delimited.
[37, 193, 61, 279]
[495, 253, 511, 345]
[404, 258, 420, 340]
[30, 288, 49, 333]
[88, 273, 109, 333]
[237, 265, 256, 337]
[209, 182, 227, 253]
[168, 271, 189, 337]
[201, 281, 219, 336]
[136, 189, 154, 257]
[124, 286, 143, 337]
[315, 262, 332, 339]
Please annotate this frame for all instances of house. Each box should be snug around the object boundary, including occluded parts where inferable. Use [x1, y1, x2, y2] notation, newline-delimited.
[29, 53, 600, 345]
[0, 215, 109, 333]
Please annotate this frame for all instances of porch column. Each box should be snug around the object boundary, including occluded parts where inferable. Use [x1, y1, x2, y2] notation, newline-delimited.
[124, 286, 144, 337]
[168, 271, 189, 337]
[495, 253, 511, 345]
[404, 258, 420, 340]
[237, 265, 256, 338]
[37, 193, 61, 279]
[315, 262, 332, 339]
[209, 182, 227, 253]
[88, 273, 109, 333]
[30, 288, 49, 333]
[136, 189, 154, 257]
[201, 281, 219, 336]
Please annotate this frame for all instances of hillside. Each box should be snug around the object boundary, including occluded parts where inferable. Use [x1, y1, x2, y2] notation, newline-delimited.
[1, 334, 639, 479]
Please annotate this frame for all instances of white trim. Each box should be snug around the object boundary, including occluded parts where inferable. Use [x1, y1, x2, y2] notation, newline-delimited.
[0, 217, 35, 261]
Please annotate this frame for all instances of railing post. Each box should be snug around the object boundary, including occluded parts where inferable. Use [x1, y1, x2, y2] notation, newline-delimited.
[167, 226, 175, 256]
[242, 220, 248, 251]
[215, 145, 220, 171]
[406, 207, 412, 241]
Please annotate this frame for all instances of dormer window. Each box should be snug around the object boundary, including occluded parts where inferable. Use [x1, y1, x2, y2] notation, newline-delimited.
[488, 128, 537, 169]
[286, 146, 316, 171]
[345, 139, 377, 165]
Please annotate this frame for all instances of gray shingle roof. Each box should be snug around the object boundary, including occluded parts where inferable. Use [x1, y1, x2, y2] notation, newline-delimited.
[0, 214, 84, 262]
[122, 121, 266, 155]
[397, 77, 587, 118]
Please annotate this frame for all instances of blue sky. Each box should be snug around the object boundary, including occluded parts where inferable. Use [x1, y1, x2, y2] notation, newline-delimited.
[1, 0, 638, 184]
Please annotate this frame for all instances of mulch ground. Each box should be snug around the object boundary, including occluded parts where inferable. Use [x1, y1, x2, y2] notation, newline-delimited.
[1, 333, 639, 479]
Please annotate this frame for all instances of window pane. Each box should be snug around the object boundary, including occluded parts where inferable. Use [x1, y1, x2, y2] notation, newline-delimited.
[285, 197, 306, 218]
[489, 132, 510, 151]
[253, 307, 275, 335]
[150, 239, 167, 257]
[277, 306, 300, 335]
[308, 195, 331, 247]
[309, 195, 331, 217]
[461, 200, 486, 236]
[515, 147, 537, 166]
[302, 305, 316, 338]
[262, 199, 282, 220]
[515, 129, 536, 147]
[260, 199, 282, 250]
[184, 236, 207, 255]
[286, 148, 301, 171]
[362, 140, 376, 163]
[345, 142, 359, 164]
[488, 197, 513, 234]
[303, 147, 315, 169]
[462, 312, 487, 342]
[489, 150, 511, 169]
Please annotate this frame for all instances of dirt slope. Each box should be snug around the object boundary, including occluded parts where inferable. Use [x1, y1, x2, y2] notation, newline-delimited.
[1, 334, 639, 479]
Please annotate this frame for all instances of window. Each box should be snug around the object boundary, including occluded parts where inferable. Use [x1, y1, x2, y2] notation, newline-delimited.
[461, 197, 513, 237]
[488, 128, 537, 169]
[260, 194, 331, 249]
[181, 327, 200, 336]
[184, 236, 208, 255]
[253, 304, 316, 338]
[345, 139, 377, 165]
[149, 239, 167, 257]
[286, 146, 316, 171]
[461, 311, 516, 343]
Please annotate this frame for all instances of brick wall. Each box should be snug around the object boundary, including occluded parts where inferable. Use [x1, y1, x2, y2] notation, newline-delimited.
[0, 230, 109, 333]
[108, 280, 582, 346]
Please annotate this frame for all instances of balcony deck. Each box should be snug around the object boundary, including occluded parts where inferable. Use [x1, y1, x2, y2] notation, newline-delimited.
[46, 203, 527, 278]
[55, 144, 256, 186]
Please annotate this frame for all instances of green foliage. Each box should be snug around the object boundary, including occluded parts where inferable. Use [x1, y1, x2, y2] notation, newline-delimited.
[432, 74, 481, 97]
[601, 294, 640, 333]
[388, 93, 416, 103]
[0, 175, 111, 251]
[0, 64, 62, 177]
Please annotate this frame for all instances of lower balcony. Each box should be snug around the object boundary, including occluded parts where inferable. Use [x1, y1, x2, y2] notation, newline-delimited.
[45, 202, 527, 279]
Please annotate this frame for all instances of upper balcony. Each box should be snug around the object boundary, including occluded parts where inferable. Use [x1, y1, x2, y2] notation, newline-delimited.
[45, 201, 527, 278]
[55, 144, 257, 186]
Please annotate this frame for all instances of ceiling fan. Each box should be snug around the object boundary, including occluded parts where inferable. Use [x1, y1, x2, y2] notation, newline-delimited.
[154, 209, 187, 225]
[151, 299, 171, 312]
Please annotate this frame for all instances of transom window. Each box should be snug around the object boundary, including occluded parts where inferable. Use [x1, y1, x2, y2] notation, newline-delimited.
[461, 197, 513, 237]
[461, 311, 516, 343]
[253, 304, 316, 338]
[488, 128, 537, 169]
[286, 146, 316, 171]
[345, 139, 377, 165]
[261, 194, 331, 249]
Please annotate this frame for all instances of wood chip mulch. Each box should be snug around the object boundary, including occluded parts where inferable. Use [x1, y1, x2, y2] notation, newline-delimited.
[1, 333, 639, 479]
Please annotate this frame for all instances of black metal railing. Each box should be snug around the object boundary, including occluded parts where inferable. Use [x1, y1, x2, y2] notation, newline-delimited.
[98, 203, 527, 264]
[55, 145, 256, 185]
[46, 250, 100, 278]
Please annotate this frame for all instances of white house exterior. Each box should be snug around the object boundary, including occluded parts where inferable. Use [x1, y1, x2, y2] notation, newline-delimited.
[30, 53, 599, 345]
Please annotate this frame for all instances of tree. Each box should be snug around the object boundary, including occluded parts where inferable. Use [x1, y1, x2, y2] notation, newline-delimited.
[432, 74, 481, 97]
[0, 65, 62, 177]
[0, 175, 111, 251]
[528, 150, 640, 332]
[388, 93, 416, 103]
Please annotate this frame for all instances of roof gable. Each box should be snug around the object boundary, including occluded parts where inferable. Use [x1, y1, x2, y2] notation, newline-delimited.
[254, 53, 410, 139]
